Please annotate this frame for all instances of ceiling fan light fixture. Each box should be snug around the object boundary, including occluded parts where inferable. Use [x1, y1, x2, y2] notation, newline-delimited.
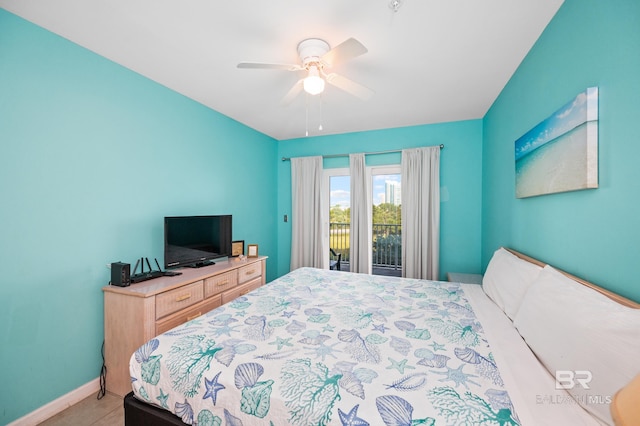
[304, 75, 325, 95]
[303, 65, 325, 95]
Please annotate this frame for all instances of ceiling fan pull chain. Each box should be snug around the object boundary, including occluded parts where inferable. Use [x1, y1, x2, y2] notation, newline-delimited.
[318, 95, 323, 131]
[305, 94, 309, 137]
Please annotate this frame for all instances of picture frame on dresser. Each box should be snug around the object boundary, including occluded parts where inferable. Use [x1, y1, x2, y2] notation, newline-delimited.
[247, 244, 258, 257]
[231, 240, 244, 257]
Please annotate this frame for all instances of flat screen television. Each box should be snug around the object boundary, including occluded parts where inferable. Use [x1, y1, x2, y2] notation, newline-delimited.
[164, 215, 232, 269]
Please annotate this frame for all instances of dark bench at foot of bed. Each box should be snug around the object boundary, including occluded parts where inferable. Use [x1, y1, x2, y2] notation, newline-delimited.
[124, 391, 186, 426]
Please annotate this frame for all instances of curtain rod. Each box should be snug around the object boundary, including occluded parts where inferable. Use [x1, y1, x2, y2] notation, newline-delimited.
[281, 144, 444, 162]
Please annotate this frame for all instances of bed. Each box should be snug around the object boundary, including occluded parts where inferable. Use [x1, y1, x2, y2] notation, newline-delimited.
[125, 248, 640, 426]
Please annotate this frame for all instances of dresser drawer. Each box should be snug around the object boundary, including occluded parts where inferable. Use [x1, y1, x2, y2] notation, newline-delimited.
[221, 277, 262, 304]
[156, 295, 222, 335]
[204, 271, 238, 298]
[238, 263, 262, 284]
[155, 280, 204, 319]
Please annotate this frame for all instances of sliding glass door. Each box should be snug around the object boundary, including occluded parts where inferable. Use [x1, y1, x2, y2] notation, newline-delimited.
[371, 166, 402, 276]
[327, 171, 350, 270]
[325, 166, 402, 276]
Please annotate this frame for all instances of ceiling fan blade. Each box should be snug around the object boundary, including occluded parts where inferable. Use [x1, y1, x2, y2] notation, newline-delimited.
[280, 79, 304, 106]
[325, 73, 374, 100]
[321, 38, 368, 68]
[237, 62, 303, 71]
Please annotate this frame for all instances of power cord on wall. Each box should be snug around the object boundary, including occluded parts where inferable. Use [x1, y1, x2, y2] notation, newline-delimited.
[97, 340, 107, 400]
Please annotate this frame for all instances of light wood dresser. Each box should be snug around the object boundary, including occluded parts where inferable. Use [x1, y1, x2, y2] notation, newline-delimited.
[102, 256, 267, 397]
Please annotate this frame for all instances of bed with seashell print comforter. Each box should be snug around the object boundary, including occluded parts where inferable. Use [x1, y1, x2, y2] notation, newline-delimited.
[129, 267, 522, 426]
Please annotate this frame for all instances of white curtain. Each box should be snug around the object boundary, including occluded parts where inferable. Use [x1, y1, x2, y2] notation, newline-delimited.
[290, 156, 326, 270]
[401, 146, 440, 280]
[349, 153, 372, 274]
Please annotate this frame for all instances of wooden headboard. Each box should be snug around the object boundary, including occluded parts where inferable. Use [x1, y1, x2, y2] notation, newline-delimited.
[506, 248, 640, 309]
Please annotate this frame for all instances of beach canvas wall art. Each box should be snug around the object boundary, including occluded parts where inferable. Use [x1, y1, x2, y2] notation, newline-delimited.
[515, 87, 598, 198]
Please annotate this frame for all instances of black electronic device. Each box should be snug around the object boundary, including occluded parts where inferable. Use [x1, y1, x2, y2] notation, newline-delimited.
[164, 215, 232, 269]
[111, 262, 131, 287]
[130, 257, 164, 283]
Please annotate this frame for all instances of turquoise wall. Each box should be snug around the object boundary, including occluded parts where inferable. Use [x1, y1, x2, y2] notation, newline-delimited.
[0, 10, 277, 423]
[277, 120, 483, 281]
[482, 0, 640, 302]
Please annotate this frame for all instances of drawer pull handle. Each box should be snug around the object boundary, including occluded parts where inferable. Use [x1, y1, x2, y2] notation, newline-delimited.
[245, 270, 256, 275]
[187, 312, 201, 321]
[176, 294, 191, 302]
[216, 280, 229, 286]
[240, 290, 251, 296]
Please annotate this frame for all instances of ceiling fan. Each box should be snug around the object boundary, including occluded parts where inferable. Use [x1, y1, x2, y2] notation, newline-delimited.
[237, 38, 374, 105]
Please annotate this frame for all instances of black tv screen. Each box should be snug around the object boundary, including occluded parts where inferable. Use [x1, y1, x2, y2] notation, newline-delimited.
[164, 215, 232, 268]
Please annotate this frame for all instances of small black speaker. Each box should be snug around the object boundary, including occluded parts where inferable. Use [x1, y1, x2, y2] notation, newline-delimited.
[111, 262, 131, 287]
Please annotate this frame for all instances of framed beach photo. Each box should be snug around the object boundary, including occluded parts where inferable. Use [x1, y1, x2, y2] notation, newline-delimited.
[231, 240, 244, 257]
[247, 244, 258, 258]
[515, 87, 599, 198]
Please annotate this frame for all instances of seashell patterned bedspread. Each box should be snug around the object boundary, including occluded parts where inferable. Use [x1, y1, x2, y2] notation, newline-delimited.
[130, 267, 521, 425]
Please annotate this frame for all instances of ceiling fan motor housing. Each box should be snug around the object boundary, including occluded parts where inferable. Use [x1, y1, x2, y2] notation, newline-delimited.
[297, 38, 330, 67]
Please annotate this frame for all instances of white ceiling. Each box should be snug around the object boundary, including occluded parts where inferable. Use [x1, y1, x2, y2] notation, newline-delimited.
[0, 0, 563, 141]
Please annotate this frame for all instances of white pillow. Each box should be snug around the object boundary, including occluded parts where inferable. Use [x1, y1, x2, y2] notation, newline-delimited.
[513, 265, 640, 424]
[482, 247, 542, 319]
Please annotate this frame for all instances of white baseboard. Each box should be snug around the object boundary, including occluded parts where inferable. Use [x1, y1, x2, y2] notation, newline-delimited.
[8, 377, 100, 426]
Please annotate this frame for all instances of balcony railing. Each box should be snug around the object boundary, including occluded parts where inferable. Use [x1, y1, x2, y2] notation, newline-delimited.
[329, 222, 402, 273]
